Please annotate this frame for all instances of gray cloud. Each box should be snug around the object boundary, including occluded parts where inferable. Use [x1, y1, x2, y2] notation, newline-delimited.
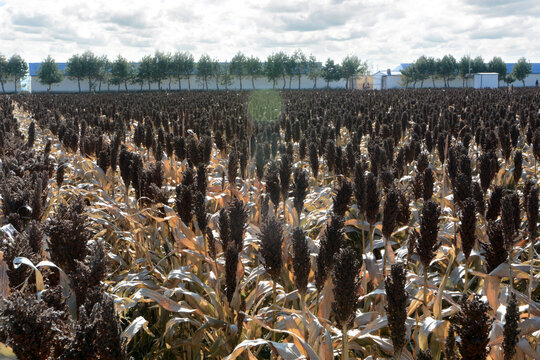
[11, 12, 52, 27]
[279, 8, 352, 32]
[461, 0, 540, 16]
[0, 0, 538, 69]
[106, 13, 155, 29]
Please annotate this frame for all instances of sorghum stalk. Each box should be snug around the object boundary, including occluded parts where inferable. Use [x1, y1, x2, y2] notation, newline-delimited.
[527, 185, 538, 315]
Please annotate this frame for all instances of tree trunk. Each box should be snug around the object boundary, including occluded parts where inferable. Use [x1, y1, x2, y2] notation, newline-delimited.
[48, 83, 51, 91]
[239, 77, 242, 90]
[431, 77, 435, 87]
[107, 81, 110, 92]
[88, 78, 92, 92]
[178, 77, 182, 90]
[252, 76, 255, 89]
[188, 77, 191, 90]
[421, 80, 424, 88]
[0, 80, 4, 93]
[148, 80, 151, 90]
[216, 78, 219, 90]
[282, 75, 286, 89]
[140, 83, 143, 91]
[298, 75, 301, 89]
[326, 81, 330, 88]
[522, 80, 525, 87]
[118, 84, 121, 91]
[205, 78, 208, 90]
[99, 80, 102, 92]
[78, 79, 81, 93]
[313, 78, 316, 89]
[289, 76, 293, 89]
[125, 81, 128, 91]
[13, 78, 17, 93]
[168, 77, 171, 90]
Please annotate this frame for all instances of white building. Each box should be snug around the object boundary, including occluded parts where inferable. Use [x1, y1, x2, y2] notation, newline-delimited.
[473, 73, 499, 89]
[371, 62, 540, 89]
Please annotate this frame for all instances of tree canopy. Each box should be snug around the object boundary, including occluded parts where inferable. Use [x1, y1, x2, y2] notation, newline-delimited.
[7, 54, 28, 92]
[230, 52, 247, 90]
[111, 55, 133, 91]
[196, 54, 213, 90]
[37, 55, 63, 90]
[264, 53, 285, 89]
[321, 58, 341, 88]
[488, 56, 507, 83]
[245, 56, 262, 90]
[341, 55, 367, 89]
[0, 55, 10, 93]
[512, 57, 532, 86]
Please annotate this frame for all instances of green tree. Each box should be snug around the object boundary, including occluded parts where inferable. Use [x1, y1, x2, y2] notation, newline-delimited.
[95, 55, 110, 92]
[437, 55, 458, 88]
[459, 55, 472, 87]
[341, 55, 367, 89]
[183, 53, 195, 90]
[293, 49, 308, 89]
[284, 53, 297, 89]
[131, 65, 145, 91]
[321, 58, 341, 88]
[212, 59, 222, 90]
[511, 57, 532, 86]
[504, 73, 516, 85]
[7, 54, 28, 93]
[171, 51, 193, 90]
[400, 63, 418, 88]
[265, 53, 285, 89]
[80, 51, 100, 91]
[414, 55, 430, 88]
[37, 55, 63, 91]
[426, 56, 437, 87]
[307, 54, 321, 89]
[245, 56, 262, 89]
[488, 56, 507, 86]
[471, 56, 487, 73]
[220, 63, 234, 90]
[138, 55, 154, 90]
[65, 54, 84, 92]
[0, 55, 10, 93]
[152, 51, 170, 90]
[111, 55, 132, 91]
[230, 52, 247, 90]
[197, 54, 213, 90]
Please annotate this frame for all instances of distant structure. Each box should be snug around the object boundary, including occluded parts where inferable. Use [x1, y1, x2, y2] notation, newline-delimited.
[369, 63, 540, 90]
[26, 62, 347, 93]
[10, 61, 540, 93]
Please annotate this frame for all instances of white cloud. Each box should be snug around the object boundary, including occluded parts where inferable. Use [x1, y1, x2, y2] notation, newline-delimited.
[0, 0, 538, 70]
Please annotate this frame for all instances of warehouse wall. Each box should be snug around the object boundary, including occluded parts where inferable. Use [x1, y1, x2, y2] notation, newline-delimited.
[380, 74, 540, 90]
[0, 81, 19, 93]
[29, 75, 347, 93]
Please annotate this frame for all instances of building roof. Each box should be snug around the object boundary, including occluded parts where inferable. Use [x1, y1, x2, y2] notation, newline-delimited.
[28, 62, 67, 76]
[393, 62, 540, 74]
[373, 70, 402, 76]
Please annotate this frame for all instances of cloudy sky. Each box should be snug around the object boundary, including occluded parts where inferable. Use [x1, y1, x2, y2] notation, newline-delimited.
[1, 0, 539, 71]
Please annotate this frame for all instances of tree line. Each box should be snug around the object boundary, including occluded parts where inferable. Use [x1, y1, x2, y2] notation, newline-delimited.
[400, 55, 533, 88]
[0, 54, 29, 92]
[1, 50, 368, 92]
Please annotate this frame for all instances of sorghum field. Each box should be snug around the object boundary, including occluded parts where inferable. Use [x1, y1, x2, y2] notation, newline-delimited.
[0, 89, 539, 360]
